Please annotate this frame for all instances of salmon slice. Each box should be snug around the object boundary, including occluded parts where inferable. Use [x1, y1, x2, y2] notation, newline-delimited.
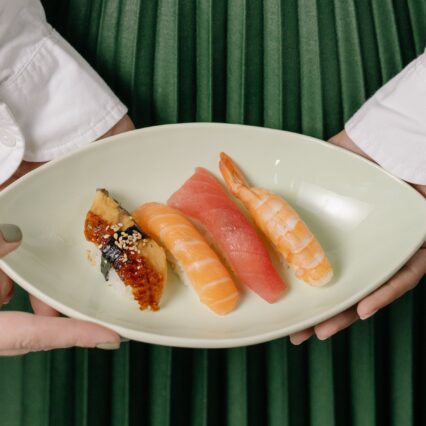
[133, 203, 239, 315]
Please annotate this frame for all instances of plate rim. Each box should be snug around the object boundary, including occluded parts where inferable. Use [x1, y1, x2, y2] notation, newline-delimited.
[2, 122, 425, 204]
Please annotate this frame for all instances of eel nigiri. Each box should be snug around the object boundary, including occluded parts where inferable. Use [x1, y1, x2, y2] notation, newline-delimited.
[219, 152, 333, 286]
[133, 203, 239, 315]
[168, 168, 287, 303]
[84, 189, 167, 311]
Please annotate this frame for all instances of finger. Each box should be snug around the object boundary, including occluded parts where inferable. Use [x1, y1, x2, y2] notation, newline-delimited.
[314, 307, 359, 340]
[0, 225, 22, 257]
[358, 248, 426, 320]
[0, 349, 32, 357]
[0, 270, 14, 306]
[289, 327, 315, 345]
[0, 312, 120, 356]
[29, 294, 59, 317]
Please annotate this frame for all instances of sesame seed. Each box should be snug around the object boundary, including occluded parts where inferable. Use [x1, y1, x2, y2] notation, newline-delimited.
[103, 234, 110, 239]
[106, 225, 110, 230]
[118, 223, 123, 227]
[114, 233, 118, 239]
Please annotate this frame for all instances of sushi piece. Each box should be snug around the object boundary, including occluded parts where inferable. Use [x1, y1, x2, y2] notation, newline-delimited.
[84, 189, 167, 311]
[168, 168, 287, 303]
[133, 203, 239, 315]
[219, 152, 333, 286]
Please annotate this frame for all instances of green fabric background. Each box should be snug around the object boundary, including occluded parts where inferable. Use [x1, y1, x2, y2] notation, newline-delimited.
[1, 1, 425, 425]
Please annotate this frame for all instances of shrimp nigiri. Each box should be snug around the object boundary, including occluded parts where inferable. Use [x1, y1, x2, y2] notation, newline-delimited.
[133, 203, 239, 315]
[219, 152, 333, 286]
[168, 168, 287, 302]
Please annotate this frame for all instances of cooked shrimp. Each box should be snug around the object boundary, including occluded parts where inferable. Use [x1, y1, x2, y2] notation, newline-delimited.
[219, 152, 333, 286]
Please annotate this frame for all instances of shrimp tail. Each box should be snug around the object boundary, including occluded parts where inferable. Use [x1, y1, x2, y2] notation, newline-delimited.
[219, 152, 250, 194]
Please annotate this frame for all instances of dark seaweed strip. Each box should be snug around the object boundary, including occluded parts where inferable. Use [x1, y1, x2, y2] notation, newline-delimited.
[100, 225, 147, 280]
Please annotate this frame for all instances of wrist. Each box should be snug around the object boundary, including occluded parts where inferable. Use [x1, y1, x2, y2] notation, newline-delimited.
[98, 115, 135, 140]
[328, 130, 372, 161]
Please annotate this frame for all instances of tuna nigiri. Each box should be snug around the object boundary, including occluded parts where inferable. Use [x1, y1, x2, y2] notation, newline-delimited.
[133, 203, 239, 315]
[219, 152, 333, 286]
[168, 168, 287, 303]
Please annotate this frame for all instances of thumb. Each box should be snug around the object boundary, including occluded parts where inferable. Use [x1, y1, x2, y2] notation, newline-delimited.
[0, 312, 121, 356]
[0, 225, 22, 258]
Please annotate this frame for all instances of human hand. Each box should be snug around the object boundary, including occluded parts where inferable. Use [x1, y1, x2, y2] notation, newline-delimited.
[289, 130, 426, 345]
[0, 114, 134, 355]
[0, 225, 121, 355]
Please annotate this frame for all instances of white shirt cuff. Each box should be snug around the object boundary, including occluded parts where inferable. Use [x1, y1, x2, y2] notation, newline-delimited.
[345, 50, 426, 185]
[0, 2, 127, 163]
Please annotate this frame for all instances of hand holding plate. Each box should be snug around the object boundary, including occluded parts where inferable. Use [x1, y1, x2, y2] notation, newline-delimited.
[0, 115, 134, 355]
[289, 131, 426, 345]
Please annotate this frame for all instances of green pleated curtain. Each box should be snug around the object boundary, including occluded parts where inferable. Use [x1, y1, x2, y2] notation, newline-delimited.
[1, 0, 425, 425]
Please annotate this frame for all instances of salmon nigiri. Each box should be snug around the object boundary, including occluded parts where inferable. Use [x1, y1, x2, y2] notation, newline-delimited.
[133, 203, 239, 315]
[168, 168, 287, 303]
[219, 152, 333, 286]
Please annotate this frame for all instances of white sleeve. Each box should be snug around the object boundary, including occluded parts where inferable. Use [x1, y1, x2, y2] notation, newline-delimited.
[345, 50, 426, 185]
[0, 0, 127, 163]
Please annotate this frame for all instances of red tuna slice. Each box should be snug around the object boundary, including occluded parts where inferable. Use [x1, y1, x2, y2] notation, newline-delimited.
[168, 167, 287, 303]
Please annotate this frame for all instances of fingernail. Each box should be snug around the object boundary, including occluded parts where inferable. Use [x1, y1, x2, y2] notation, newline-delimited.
[0, 225, 22, 243]
[360, 309, 378, 320]
[317, 332, 330, 341]
[290, 336, 309, 345]
[96, 342, 121, 350]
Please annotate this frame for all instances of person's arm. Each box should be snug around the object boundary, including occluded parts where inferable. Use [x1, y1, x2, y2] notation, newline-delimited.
[0, 0, 135, 354]
[0, 0, 131, 184]
[290, 50, 426, 345]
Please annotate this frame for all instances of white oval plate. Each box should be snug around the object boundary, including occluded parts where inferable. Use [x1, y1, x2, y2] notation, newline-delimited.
[1, 124, 425, 348]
